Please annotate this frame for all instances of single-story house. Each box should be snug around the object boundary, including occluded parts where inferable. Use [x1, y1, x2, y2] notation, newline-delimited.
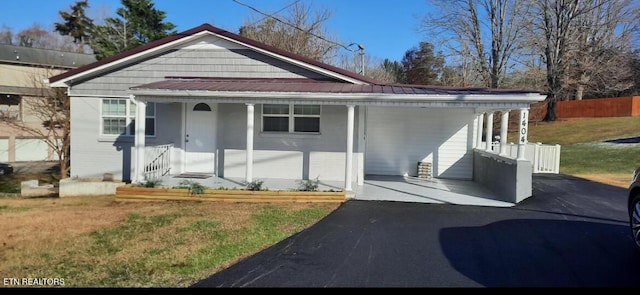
[48, 24, 545, 203]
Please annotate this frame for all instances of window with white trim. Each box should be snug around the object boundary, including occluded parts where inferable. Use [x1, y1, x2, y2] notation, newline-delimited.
[262, 104, 320, 133]
[101, 99, 155, 136]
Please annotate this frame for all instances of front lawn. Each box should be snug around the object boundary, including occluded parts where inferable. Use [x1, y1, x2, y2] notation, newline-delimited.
[0, 196, 339, 287]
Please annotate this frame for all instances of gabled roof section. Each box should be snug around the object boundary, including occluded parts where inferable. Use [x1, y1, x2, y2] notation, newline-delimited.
[48, 23, 379, 86]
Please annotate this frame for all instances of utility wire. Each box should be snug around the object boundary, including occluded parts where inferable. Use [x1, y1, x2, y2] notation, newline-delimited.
[232, 0, 360, 53]
[246, 0, 301, 27]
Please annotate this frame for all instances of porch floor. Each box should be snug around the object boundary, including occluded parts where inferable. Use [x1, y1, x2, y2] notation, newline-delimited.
[156, 173, 513, 207]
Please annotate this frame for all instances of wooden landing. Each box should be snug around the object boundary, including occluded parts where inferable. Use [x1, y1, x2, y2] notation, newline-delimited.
[115, 186, 346, 203]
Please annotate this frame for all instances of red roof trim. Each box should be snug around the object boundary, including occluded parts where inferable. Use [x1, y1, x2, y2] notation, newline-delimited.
[49, 23, 379, 84]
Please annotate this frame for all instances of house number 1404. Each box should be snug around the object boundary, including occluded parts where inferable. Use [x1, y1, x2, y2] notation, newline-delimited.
[520, 119, 527, 143]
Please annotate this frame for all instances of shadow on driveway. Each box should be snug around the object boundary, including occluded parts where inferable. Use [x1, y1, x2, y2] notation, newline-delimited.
[440, 219, 640, 287]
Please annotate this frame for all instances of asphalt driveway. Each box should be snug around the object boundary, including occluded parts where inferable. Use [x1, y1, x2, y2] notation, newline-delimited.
[192, 174, 640, 287]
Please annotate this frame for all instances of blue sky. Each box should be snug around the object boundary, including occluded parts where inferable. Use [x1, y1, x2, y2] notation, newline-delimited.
[0, 0, 430, 62]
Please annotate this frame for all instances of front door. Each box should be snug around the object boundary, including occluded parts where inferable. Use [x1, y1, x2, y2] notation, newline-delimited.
[185, 103, 217, 174]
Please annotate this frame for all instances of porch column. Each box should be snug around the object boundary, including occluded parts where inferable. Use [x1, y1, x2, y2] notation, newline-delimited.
[246, 103, 254, 183]
[133, 95, 146, 183]
[499, 110, 510, 156]
[345, 105, 355, 191]
[485, 111, 494, 152]
[517, 108, 530, 160]
[475, 111, 485, 148]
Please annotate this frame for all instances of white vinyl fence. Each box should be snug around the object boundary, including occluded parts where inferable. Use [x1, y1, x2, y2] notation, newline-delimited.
[486, 142, 561, 174]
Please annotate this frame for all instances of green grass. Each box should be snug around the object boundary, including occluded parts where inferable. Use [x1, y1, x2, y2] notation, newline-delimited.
[5, 202, 336, 287]
[0, 180, 20, 193]
[0, 204, 31, 212]
[527, 117, 640, 145]
[521, 117, 640, 177]
[560, 144, 640, 175]
[174, 206, 328, 276]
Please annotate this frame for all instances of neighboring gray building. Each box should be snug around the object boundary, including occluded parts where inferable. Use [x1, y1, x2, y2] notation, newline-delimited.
[0, 44, 95, 162]
[49, 24, 545, 203]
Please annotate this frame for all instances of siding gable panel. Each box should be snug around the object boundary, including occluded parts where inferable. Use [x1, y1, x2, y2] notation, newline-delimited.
[70, 36, 336, 97]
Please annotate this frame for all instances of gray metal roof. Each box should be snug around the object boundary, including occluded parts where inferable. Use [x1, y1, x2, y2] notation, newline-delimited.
[131, 78, 539, 95]
[0, 44, 95, 69]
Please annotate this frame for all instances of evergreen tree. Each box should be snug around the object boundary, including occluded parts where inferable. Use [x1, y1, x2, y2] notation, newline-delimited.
[54, 0, 93, 48]
[90, 0, 176, 60]
[381, 59, 405, 83]
[401, 42, 445, 85]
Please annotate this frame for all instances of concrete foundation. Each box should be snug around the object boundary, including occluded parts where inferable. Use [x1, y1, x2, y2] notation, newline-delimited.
[21, 180, 57, 198]
[59, 178, 126, 197]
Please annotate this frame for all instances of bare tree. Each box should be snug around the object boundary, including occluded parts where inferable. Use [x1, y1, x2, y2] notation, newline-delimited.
[337, 53, 395, 83]
[421, 0, 527, 88]
[0, 68, 70, 178]
[523, 0, 637, 120]
[0, 25, 14, 45]
[567, 0, 637, 100]
[238, 1, 339, 64]
[8, 23, 78, 52]
[16, 23, 59, 49]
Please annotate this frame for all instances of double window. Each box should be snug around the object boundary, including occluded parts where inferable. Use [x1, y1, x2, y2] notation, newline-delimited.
[101, 99, 155, 136]
[262, 104, 320, 133]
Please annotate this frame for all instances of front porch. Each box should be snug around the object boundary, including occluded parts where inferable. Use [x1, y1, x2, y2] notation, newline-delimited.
[122, 173, 514, 207]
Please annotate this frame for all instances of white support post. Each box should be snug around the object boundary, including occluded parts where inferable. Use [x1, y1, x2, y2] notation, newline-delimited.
[246, 103, 254, 183]
[345, 105, 355, 191]
[499, 110, 510, 156]
[133, 95, 146, 183]
[554, 144, 561, 173]
[517, 108, 529, 160]
[485, 111, 494, 152]
[476, 112, 484, 149]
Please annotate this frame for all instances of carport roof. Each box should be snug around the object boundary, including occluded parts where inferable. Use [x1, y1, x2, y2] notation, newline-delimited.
[130, 77, 539, 95]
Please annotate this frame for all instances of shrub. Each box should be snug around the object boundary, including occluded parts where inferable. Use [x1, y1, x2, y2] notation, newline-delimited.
[143, 178, 163, 188]
[296, 178, 319, 192]
[178, 180, 207, 195]
[246, 180, 265, 191]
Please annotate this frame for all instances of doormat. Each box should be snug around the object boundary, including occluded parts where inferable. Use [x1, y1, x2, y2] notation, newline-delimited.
[173, 174, 212, 179]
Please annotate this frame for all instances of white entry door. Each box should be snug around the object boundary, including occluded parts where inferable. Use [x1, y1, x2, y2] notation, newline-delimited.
[185, 103, 217, 174]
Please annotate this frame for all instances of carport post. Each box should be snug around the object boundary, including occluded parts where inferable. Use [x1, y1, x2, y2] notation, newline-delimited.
[345, 105, 355, 191]
[475, 111, 484, 148]
[485, 111, 494, 152]
[133, 95, 146, 183]
[499, 110, 510, 156]
[246, 103, 254, 183]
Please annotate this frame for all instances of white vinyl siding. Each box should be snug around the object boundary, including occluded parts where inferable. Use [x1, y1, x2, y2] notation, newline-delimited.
[218, 104, 362, 182]
[365, 107, 474, 179]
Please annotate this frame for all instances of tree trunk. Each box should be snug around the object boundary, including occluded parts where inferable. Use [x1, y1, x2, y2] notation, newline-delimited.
[575, 84, 584, 101]
[544, 98, 557, 121]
